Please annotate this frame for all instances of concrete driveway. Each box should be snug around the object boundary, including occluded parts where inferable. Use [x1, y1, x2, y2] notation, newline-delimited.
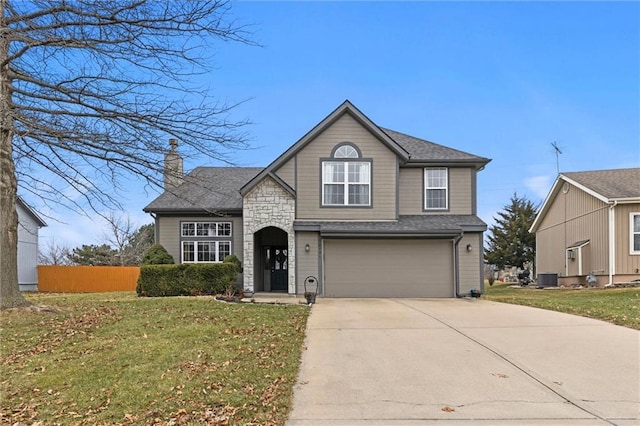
[287, 299, 639, 425]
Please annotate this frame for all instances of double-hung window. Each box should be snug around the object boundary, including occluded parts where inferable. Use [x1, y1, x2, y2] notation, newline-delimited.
[424, 168, 448, 210]
[631, 213, 640, 254]
[322, 143, 371, 206]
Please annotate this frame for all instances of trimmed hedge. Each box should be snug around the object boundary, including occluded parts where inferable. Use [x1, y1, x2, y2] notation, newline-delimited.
[142, 244, 174, 265]
[136, 263, 237, 297]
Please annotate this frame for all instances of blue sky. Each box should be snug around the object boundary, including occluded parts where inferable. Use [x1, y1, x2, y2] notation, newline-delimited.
[38, 1, 639, 248]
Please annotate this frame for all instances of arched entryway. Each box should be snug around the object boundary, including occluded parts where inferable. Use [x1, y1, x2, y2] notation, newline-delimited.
[253, 226, 288, 292]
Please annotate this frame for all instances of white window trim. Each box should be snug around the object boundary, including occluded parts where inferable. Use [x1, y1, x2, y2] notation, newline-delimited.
[322, 160, 371, 206]
[630, 212, 640, 255]
[424, 167, 448, 210]
[181, 221, 232, 237]
[182, 240, 231, 263]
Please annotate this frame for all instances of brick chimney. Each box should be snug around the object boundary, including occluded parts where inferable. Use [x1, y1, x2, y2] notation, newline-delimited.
[164, 138, 183, 190]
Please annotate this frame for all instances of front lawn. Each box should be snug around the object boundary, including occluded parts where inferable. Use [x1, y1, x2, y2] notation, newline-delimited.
[0, 292, 309, 425]
[483, 283, 640, 330]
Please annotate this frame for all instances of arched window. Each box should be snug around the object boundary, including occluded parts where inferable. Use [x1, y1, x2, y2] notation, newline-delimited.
[333, 144, 359, 158]
[322, 143, 370, 206]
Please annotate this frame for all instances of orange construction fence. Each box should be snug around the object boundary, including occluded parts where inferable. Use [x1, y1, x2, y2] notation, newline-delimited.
[38, 266, 140, 293]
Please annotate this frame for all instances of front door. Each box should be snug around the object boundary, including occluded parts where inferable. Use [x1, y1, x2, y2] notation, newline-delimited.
[269, 247, 288, 291]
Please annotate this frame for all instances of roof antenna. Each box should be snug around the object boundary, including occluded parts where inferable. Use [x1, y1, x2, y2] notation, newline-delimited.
[551, 141, 562, 174]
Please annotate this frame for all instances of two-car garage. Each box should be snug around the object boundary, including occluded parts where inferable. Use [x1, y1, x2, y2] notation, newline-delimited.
[322, 239, 454, 298]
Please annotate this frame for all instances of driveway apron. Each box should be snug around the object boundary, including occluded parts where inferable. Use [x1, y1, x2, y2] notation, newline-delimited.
[287, 299, 639, 425]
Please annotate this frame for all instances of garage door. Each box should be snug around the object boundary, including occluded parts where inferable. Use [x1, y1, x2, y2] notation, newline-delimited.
[323, 239, 454, 298]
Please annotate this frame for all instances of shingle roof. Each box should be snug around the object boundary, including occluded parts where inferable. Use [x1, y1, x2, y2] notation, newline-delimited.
[146, 101, 491, 212]
[381, 128, 490, 164]
[143, 167, 263, 212]
[562, 168, 640, 199]
[294, 215, 487, 235]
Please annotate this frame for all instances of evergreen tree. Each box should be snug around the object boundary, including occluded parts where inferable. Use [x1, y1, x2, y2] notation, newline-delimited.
[67, 244, 117, 266]
[485, 193, 538, 270]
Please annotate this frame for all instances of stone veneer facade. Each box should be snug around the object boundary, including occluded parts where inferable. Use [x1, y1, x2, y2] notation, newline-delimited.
[243, 177, 296, 293]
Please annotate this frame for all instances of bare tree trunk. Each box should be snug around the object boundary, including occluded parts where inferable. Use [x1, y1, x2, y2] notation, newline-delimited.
[0, 0, 28, 308]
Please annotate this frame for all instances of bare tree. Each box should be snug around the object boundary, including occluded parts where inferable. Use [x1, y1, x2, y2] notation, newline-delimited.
[0, 1, 254, 308]
[38, 239, 71, 265]
[103, 214, 154, 265]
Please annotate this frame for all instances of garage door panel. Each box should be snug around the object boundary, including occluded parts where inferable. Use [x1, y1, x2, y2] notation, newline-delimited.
[324, 239, 453, 298]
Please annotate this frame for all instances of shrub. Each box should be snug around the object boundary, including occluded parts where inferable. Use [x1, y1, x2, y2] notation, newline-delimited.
[136, 263, 237, 297]
[223, 254, 242, 273]
[142, 244, 174, 265]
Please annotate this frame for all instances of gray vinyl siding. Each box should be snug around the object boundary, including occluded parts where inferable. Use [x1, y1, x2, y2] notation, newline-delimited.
[156, 215, 244, 265]
[323, 239, 454, 297]
[17, 203, 40, 288]
[458, 233, 482, 294]
[274, 157, 296, 190]
[614, 203, 640, 276]
[398, 167, 473, 215]
[295, 231, 320, 294]
[296, 113, 397, 220]
[535, 183, 609, 278]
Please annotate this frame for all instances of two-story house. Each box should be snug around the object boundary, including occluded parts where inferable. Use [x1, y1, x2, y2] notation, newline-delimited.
[144, 101, 491, 297]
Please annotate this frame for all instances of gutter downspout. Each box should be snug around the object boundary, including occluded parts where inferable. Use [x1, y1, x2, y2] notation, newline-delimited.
[454, 233, 465, 297]
[607, 201, 617, 286]
[148, 212, 158, 243]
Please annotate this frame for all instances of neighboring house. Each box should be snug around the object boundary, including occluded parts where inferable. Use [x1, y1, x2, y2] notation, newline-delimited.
[144, 101, 491, 297]
[530, 168, 640, 287]
[17, 197, 47, 291]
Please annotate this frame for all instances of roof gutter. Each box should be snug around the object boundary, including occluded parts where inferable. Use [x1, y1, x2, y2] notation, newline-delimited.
[607, 200, 617, 286]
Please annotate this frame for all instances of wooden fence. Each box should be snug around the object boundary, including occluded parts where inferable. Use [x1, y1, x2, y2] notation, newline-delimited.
[38, 266, 140, 293]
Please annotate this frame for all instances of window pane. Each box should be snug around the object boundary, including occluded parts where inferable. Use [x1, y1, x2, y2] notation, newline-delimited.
[348, 162, 370, 183]
[426, 189, 447, 209]
[634, 215, 640, 232]
[218, 222, 231, 236]
[426, 169, 446, 188]
[197, 242, 213, 262]
[197, 222, 213, 236]
[218, 241, 231, 261]
[324, 184, 344, 205]
[348, 184, 370, 205]
[334, 145, 359, 158]
[182, 223, 195, 236]
[323, 162, 344, 183]
[182, 241, 194, 262]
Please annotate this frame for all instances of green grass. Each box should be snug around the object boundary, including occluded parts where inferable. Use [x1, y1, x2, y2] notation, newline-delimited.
[484, 282, 640, 330]
[1, 292, 309, 425]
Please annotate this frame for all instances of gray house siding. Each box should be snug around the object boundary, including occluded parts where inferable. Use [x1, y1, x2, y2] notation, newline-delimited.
[274, 157, 296, 190]
[296, 113, 398, 221]
[17, 202, 41, 291]
[535, 184, 608, 282]
[295, 231, 321, 294]
[156, 215, 244, 266]
[398, 167, 474, 215]
[614, 203, 640, 279]
[458, 233, 483, 294]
